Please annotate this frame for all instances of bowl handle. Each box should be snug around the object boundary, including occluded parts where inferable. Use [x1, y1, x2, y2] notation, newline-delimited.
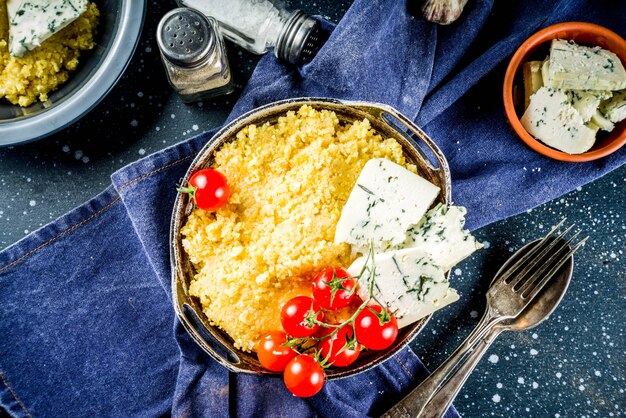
[173, 276, 255, 374]
[350, 102, 452, 202]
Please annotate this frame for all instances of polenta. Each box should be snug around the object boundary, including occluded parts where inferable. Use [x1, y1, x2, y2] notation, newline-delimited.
[181, 106, 417, 351]
[0, 1, 99, 107]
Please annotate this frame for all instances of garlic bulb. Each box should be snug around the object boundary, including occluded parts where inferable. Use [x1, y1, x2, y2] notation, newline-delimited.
[422, 0, 469, 25]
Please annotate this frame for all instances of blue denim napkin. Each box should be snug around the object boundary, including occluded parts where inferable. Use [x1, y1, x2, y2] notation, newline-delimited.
[1, 0, 625, 417]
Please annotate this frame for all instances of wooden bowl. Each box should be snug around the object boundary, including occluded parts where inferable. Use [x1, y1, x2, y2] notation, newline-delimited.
[503, 22, 626, 162]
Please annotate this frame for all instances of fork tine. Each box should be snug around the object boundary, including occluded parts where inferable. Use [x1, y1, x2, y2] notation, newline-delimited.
[507, 223, 574, 289]
[497, 219, 566, 285]
[516, 229, 581, 295]
[524, 236, 588, 301]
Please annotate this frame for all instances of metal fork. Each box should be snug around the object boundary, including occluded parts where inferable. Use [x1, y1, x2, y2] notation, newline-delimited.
[382, 220, 587, 418]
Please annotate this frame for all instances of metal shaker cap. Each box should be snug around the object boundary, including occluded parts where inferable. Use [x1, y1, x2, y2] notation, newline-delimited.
[276, 11, 329, 66]
[157, 8, 215, 67]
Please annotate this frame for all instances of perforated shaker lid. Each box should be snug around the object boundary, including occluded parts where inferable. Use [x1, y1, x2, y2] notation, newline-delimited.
[157, 8, 215, 67]
[276, 11, 329, 66]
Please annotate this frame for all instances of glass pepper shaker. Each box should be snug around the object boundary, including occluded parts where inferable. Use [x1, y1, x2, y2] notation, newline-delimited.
[176, 0, 328, 66]
[156, 8, 234, 103]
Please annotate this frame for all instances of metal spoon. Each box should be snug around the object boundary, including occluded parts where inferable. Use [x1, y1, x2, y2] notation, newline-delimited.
[381, 237, 575, 418]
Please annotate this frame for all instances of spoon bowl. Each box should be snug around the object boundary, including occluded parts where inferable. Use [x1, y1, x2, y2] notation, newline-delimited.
[493, 238, 573, 331]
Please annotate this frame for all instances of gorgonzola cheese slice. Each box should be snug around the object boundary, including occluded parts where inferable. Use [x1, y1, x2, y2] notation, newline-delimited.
[566, 90, 612, 123]
[545, 39, 626, 91]
[398, 204, 482, 271]
[601, 90, 626, 123]
[590, 109, 615, 132]
[350, 248, 459, 329]
[7, 0, 89, 57]
[521, 87, 596, 154]
[334, 158, 440, 254]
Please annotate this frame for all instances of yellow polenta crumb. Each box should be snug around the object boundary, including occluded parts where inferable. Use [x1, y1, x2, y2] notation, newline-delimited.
[0, 2, 99, 107]
[181, 106, 416, 352]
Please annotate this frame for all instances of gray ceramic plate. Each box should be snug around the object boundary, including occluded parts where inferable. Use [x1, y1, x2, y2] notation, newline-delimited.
[0, 0, 146, 146]
[170, 97, 452, 380]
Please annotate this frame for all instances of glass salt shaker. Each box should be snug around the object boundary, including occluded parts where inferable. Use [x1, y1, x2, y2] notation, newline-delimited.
[157, 8, 234, 103]
[176, 0, 328, 66]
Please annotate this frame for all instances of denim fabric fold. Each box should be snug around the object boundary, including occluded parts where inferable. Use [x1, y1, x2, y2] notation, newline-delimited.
[1, 0, 625, 417]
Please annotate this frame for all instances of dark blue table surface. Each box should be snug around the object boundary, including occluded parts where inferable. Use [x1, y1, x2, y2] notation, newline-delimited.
[0, 1, 624, 417]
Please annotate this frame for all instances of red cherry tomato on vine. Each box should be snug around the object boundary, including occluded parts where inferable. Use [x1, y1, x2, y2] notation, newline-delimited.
[280, 296, 323, 338]
[318, 325, 361, 367]
[180, 168, 230, 211]
[354, 305, 398, 351]
[311, 268, 356, 311]
[283, 354, 325, 397]
[256, 331, 297, 372]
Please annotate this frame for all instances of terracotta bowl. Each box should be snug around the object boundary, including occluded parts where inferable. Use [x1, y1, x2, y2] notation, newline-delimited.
[503, 22, 626, 162]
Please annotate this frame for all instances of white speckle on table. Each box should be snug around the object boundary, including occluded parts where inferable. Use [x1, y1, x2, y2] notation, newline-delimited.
[74, 150, 83, 160]
[496, 382, 503, 389]
[556, 372, 562, 378]
[171, 114, 176, 119]
[156, 126, 161, 132]
[579, 385, 585, 391]
[488, 354, 499, 364]
[594, 370, 601, 377]
[137, 92, 144, 98]
[145, 46, 152, 52]
[518, 377, 525, 384]
[29, 200, 36, 207]
[130, 119, 139, 127]
[454, 268, 462, 276]
[62, 145, 70, 153]
[530, 349, 538, 355]
[532, 333, 538, 339]
[532, 382, 539, 389]
[492, 394, 501, 403]
[82, 156, 90, 163]
[138, 149, 146, 155]
[482, 241, 490, 249]
[470, 310, 478, 318]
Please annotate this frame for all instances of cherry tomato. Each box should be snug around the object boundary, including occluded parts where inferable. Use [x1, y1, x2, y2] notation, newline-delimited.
[318, 325, 361, 367]
[280, 296, 323, 338]
[256, 331, 297, 372]
[180, 168, 230, 211]
[354, 305, 398, 351]
[283, 354, 325, 397]
[311, 268, 356, 311]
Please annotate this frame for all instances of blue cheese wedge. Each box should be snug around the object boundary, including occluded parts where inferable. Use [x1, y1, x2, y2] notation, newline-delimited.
[545, 39, 626, 91]
[7, 0, 89, 57]
[334, 158, 440, 254]
[601, 90, 626, 123]
[590, 109, 615, 132]
[398, 204, 482, 271]
[350, 248, 459, 329]
[567, 90, 612, 123]
[521, 87, 596, 154]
